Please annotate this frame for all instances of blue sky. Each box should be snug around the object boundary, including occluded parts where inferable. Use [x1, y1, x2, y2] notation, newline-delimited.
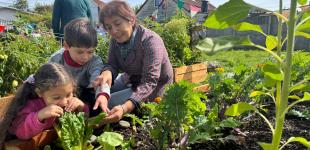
[0, 0, 293, 11]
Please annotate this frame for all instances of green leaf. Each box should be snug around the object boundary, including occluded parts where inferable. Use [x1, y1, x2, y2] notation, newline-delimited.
[300, 92, 310, 101]
[297, 12, 310, 32]
[295, 31, 310, 38]
[290, 83, 310, 92]
[195, 36, 253, 53]
[225, 102, 258, 116]
[258, 142, 273, 150]
[262, 63, 283, 81]
[233, 22, 264, 34]
[266, 35, 278, 50]
[298, 0, 308, 5]
[204, 0, 251, 29]
[97, 132, 124, 150]
[250, 91, 266, 97]
[263, 76, 277, 87]
[220, 117, 241, 128]
[288, 95, 301, 100]
[286, 137, 310, 148]
[87, 112, 106, 127]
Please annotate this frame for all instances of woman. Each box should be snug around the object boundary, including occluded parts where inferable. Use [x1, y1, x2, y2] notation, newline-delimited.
[94, 0, 173, 124]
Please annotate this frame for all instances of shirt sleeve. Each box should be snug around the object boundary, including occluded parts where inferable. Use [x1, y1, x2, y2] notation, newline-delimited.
[9, 102, 54, 140]
[130, 35, 164, 102]
[88, 56, 111, 98]
[52, 0, 61, 37]
[85, 0, 93, 23]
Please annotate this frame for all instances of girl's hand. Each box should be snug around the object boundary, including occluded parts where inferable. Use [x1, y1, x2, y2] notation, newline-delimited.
[93, 70, 112, 87]
[93, 95, 110, 113]
[38, 104, 64, 121]
[65, 97, 85, 112]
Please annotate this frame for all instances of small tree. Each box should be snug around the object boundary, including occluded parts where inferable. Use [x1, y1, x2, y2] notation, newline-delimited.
[13, 0, 28, 11]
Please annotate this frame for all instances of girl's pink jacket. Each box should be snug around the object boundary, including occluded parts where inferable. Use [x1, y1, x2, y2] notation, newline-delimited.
[9, 98, 88, 140]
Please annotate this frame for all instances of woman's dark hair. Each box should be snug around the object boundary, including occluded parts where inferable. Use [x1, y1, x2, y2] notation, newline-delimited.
[0, 63, 75, 144]
[64, 17, 98, 48]
[99, 0, 136, 29]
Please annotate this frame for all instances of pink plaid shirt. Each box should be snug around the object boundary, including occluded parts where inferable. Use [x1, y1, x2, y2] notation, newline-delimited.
[104, 25, 173, 103]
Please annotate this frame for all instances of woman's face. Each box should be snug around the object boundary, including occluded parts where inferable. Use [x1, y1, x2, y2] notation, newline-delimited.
[103, 15, 134, 43]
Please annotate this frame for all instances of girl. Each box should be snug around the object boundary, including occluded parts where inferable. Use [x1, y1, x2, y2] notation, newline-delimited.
[8, 63, 88, 140]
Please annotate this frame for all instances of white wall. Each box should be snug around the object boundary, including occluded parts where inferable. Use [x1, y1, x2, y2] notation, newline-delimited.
[0, 8, 16, 21]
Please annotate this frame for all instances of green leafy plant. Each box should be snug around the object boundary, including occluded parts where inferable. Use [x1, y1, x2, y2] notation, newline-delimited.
[148, 81, 206, 149]
[199, 0, 310, 149]
[0, 32, 59, 96]
[142, 14, 201, 66]
[54, 112, 93, 150]
[97, 132, 123, 150]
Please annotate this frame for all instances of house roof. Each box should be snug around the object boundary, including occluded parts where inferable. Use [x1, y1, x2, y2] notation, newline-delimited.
[136, 0, 216, 15]
[177, 0, 216, 13]
[0, 5, 33, 14]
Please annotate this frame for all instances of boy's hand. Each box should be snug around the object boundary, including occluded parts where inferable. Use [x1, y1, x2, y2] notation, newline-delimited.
[38, 104, 64, 121]
[93, 70, 112, 87]
[93, 95, 109, 113]
[65, 97, 85, 112]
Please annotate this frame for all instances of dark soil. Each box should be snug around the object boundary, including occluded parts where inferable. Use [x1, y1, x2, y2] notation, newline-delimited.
[113, 103, 310, 150]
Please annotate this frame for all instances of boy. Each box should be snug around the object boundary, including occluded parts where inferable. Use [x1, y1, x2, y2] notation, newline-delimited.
[49, 18, 110, 116]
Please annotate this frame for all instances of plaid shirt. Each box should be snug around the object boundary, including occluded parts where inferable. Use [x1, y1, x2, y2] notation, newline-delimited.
[104, 25, 173, 104]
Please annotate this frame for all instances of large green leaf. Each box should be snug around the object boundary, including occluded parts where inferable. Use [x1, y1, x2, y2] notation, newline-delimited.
[266, 35, 278, 50]
[286, 137, 310, 148]
[296, 31, 310, 38]
[297, 12, 310, 32]
[300, 92, 310, 101]
[195, 36, 253, 53]
[262, 63, 284, 81]
[233, 22, 264, 34]
[258, 142, 273, 150]
[298, 0, 308, 5]
[225, 102, 258, 116]
[290, 83, 310, 92]
[97, 132, 124, 150]
[204, 0, 251, 29]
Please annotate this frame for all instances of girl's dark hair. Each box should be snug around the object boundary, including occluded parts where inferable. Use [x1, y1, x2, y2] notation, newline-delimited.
[99, 0, 137, 29]
[64, 18, 98, 48]
[0, 63, 75, 144]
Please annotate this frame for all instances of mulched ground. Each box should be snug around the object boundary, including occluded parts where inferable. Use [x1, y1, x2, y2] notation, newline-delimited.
[113, 103, 310, 150]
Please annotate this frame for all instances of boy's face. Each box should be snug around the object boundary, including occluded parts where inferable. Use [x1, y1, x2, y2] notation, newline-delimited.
[64, 42, 94, 65]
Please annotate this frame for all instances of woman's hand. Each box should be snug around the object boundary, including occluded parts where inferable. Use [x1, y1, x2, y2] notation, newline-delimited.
[38, 104, 64, 121]
[65, 97, 85, 112]
[93, 70, 113, 87]
[101, 100, 135, 124]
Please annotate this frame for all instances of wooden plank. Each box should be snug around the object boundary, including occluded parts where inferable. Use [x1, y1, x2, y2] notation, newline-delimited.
[0, 95, 14, 119]
[4, 130, 57, 150]
[174, 69, 207, 83]
[193, 84, 210, 93]
[173, 63, 207, 75]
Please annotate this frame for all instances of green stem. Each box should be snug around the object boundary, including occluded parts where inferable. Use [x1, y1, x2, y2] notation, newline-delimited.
[253, 44, 283, 63]
[257, 112, 275, 134]
[275, 0, 283, 126]
[271, 0, 297, 149]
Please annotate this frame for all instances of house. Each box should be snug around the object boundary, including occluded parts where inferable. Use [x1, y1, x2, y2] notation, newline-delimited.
[0, 5, 31, 22]
[136, 0, 216, 22]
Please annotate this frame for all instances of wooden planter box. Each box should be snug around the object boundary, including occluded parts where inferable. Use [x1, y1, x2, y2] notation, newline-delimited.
[0, 96, 57, 150]
[173, 63, 207, 83]
[173, 63, 209, 92]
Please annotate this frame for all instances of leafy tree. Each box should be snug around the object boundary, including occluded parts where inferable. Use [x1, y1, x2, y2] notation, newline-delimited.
[13, 0, 28, 11]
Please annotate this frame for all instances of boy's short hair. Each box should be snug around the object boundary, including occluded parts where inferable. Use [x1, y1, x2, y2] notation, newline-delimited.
[64, 18, 98, 48]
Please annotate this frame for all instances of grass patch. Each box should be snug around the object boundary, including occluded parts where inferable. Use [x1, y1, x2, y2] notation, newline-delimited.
[201, 50, 271, 71]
